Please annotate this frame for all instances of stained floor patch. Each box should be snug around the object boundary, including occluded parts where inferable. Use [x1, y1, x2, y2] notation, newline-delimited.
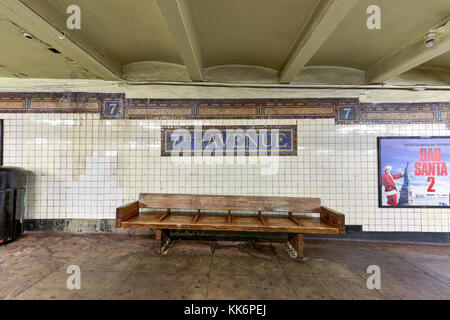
[0, 233, 449, 300]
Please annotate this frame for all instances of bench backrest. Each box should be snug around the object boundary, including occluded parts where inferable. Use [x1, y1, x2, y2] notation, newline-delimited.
[138, 193, 321, 213]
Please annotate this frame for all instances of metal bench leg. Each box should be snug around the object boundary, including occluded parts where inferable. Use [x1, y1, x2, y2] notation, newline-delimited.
[155, 229, 171, 254]
[286, 233, 304, 259]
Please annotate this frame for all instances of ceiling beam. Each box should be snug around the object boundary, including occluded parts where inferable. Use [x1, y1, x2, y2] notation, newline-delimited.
[366, 21, 450, 84]
[0, 0, 122, 80]
[157, 0, 203, 81]
[278, 0, 358, 84]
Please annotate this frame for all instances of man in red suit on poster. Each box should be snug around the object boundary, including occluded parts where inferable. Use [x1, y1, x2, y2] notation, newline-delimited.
[382, 165, 404, 206]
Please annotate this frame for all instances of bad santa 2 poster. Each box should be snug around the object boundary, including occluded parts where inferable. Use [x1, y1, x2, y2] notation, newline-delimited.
[378, 137, 450, 207]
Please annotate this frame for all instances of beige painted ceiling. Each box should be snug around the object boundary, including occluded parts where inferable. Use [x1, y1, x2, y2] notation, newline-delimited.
[39, 0, 183, 65]
[0, 10, 100, 79]
[0, 0, 450, 85]
[423, 51, 450, 70]
[308, 0, 450, 70]
[189, 0, 318, 69]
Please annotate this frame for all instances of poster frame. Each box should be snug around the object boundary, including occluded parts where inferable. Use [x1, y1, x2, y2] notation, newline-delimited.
[378, 136, 450, 208]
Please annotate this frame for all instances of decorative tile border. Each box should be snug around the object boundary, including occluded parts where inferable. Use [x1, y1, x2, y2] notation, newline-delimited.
[161, 125, 297, 156]
[128, 98, 357, 120]
[0, 92, 124, 115]
[0, 96, 26, 110]
[127, 98, 194, 119]
[358, 102, 450, 124]
[2, 92, 450, 125]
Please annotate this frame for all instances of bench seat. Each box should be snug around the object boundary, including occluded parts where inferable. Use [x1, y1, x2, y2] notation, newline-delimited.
[116, 193, 345, 258]
[122, 211, 341, 234]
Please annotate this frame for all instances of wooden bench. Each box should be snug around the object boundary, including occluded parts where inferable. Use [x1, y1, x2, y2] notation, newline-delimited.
[115, 193, 345, 258]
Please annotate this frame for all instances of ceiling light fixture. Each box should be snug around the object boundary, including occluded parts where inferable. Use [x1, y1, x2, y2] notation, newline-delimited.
[424, 21, 450, 48]
[424, 32, 435, 48]
[22, 32, 33, 40]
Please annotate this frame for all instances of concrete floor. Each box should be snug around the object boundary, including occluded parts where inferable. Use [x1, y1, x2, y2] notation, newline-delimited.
[0, 232, 449, 300]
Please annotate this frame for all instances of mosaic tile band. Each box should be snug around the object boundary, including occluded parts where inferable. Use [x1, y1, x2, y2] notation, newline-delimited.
[2, 92, 450, 124]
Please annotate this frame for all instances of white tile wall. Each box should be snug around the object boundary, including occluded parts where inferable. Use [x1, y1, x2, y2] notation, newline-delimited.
[1, 113, 449, 232]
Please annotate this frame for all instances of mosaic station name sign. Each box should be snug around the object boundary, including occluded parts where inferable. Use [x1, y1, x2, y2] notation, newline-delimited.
[161, 125, 297, 157]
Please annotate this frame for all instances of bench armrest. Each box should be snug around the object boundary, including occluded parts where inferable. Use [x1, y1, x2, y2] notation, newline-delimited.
[320, 206, 345, 234]
[116, 201, 139, 228]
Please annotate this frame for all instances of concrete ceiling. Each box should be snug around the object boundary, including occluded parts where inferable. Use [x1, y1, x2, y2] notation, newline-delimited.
[423, 51, 450, 70]
[43, 0, 183, 65]
[308, 0, 450, 70]
[189, 0, 318, 70]
[0, 0, 450, 85]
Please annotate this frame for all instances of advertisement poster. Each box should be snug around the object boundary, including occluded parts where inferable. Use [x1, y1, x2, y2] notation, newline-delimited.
[378, 137, 450, 207]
